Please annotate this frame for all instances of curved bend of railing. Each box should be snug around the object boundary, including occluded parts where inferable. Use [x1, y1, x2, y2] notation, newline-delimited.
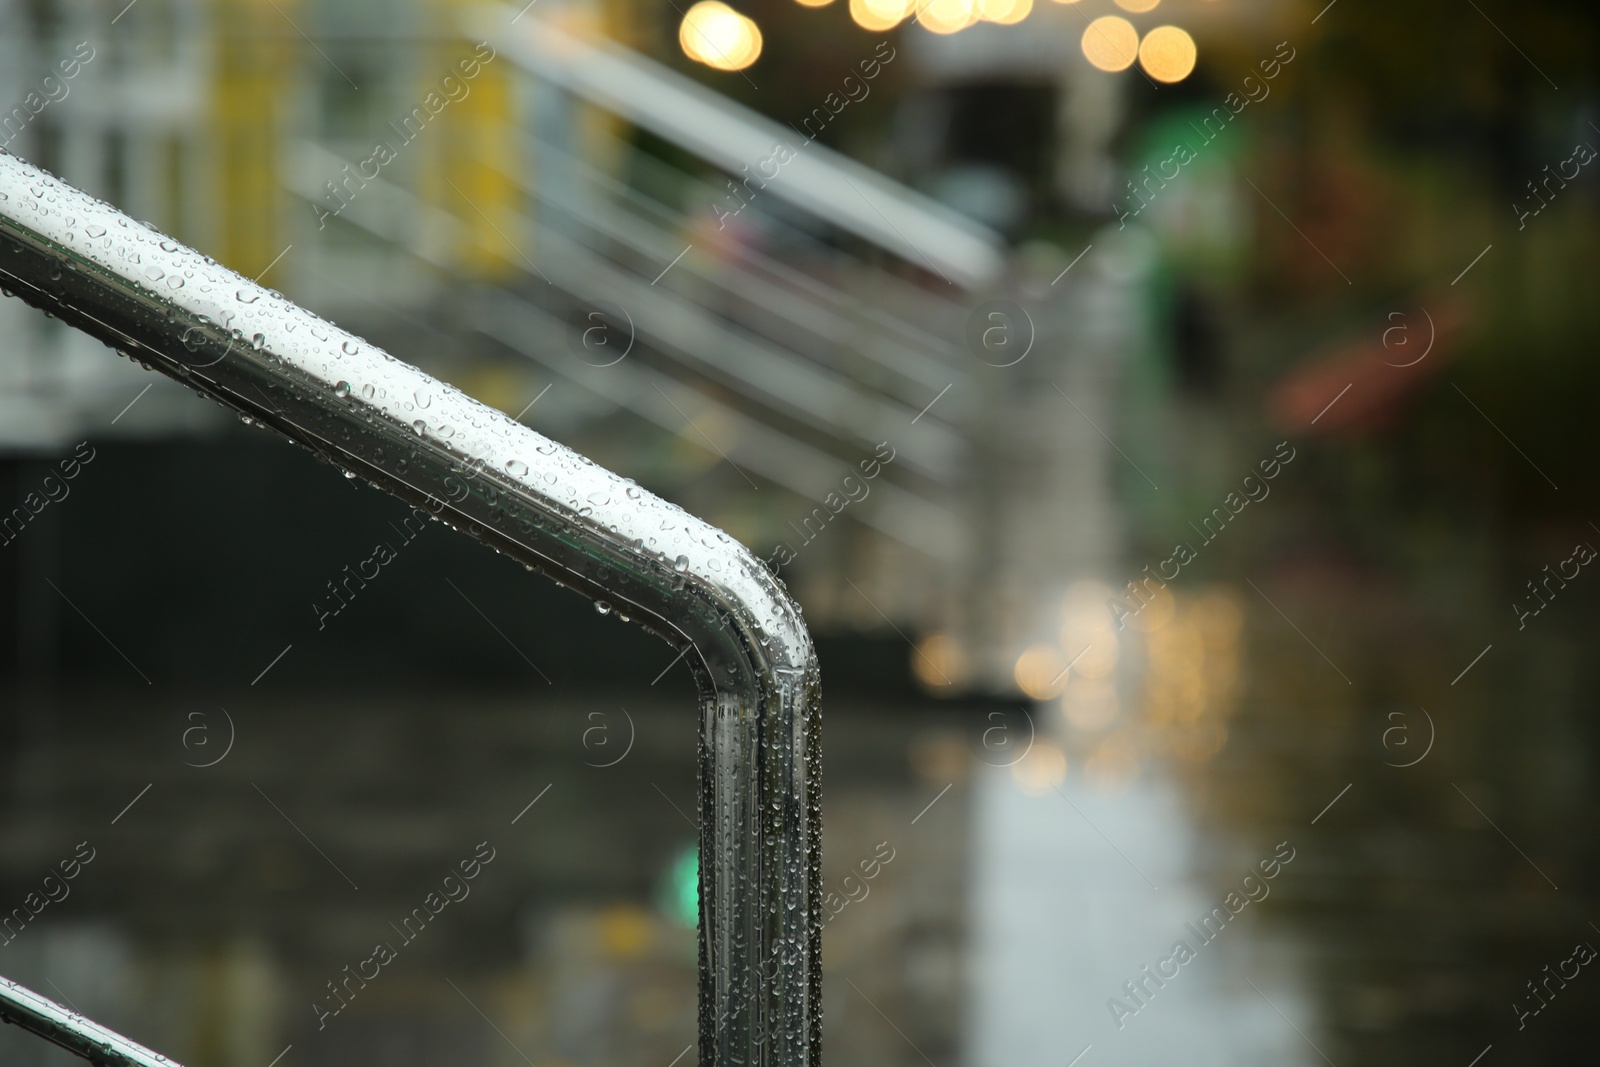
[0, 149, 821, 1067]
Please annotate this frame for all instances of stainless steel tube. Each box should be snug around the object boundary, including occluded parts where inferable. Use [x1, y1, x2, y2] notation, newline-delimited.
[0, 975, 173, 1066]
[0, 150, 821, 1067]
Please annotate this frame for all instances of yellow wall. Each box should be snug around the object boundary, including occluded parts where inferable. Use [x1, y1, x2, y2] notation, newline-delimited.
[209, 0, 297, 282]
[206, 0, 526, 282]
[426, 0, 522, 280]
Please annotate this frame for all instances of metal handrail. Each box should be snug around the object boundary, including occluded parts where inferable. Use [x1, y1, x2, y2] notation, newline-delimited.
[0, 975, 172, 1067]
[0, 149, 821, 1067]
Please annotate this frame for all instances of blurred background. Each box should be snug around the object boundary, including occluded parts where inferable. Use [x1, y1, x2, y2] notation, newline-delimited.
[2, 0, 1599, 1064]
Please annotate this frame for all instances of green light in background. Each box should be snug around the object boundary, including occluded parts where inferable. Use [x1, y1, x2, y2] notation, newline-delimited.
[660, 845, 699, 928]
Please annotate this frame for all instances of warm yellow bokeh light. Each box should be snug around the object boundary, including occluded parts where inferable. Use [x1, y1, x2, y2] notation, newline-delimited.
[850, 0, 910, 30]
[1123, 582, 1176, 632]
[1011, 740, 1067, 795]
[796, 0, 834, 7]
[1139, 25, 1197, 83]
[977, 0, 1033, 24]
[1056, 614, 1120, 681]
[1135, 584, 1244, 764]
[1014, 643, 1069, 700]
[1061, 629, 1119, 679]
[1081, 15, 1138, 72]
[1060, 588, 1120, 679]
[913, 632, 968, 691]
[916, 0, 977, 34]
[679, 2, 763, 72]
[1062, 676, 1120, 731]
[1146, 612, 1202, 675]
[1114, 0, 1159, 11]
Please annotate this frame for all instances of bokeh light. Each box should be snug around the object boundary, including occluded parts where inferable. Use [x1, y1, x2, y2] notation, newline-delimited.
[1011, 740, 1067, 795]
[913, 632, 969, 691]
[1014, 643, 1069, 699]
[659, 845, 699, 927]
[1080, 15, 1139, 72]
[1138, 589, 1243, 763]
[850, 0, 912, 30]
[1062, 676, 1120, 731]
[1059, 582, 1121, 679]
[680, 1, 764, 72]
[1122, 581, 1176, 632]
[1114, 0, 1160, 11]
[977, 0, 1034, 25]
[796, 0, 835, 7]
[1139, 25, 1197, 83]
[916, 0, 977, 34]
[1060, 620, 1119, 679]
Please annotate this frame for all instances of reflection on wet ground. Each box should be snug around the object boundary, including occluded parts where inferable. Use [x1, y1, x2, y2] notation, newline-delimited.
[966, 770, 1307, 1067]
[1, 566, 1595, 1066]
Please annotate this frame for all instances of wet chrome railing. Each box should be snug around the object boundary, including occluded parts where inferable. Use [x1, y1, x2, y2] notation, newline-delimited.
[0, 974, 174, 1067]
[0, 149, 821, 1067]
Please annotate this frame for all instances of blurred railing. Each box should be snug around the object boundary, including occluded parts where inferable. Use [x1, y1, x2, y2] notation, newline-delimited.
[279, 6, 1007, 564]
